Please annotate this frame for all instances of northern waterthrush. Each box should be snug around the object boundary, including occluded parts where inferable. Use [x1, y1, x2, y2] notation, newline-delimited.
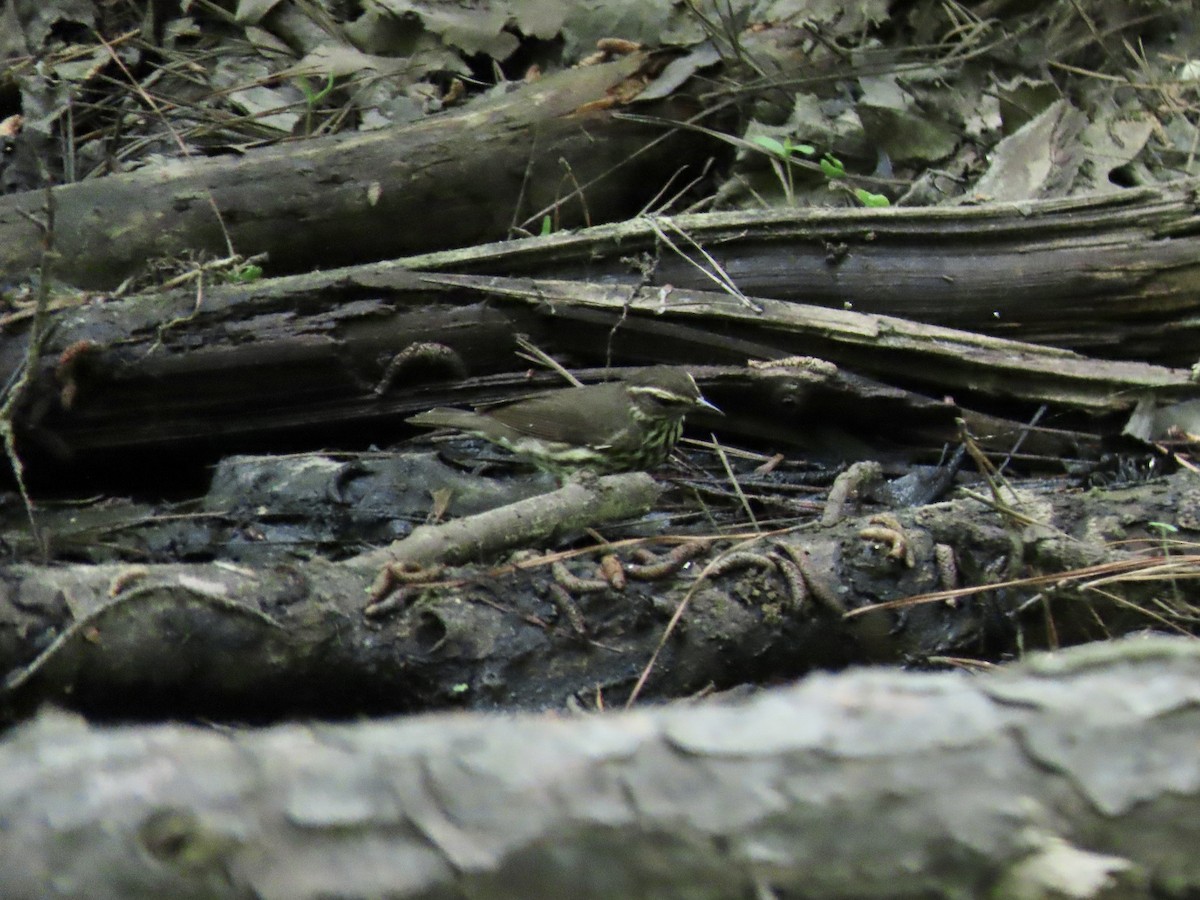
[407, 366, 719, 474]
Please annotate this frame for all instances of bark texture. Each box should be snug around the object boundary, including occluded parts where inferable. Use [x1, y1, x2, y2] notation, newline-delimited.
[0, 52, 721, 289]
[399, 183, 1200, 362]
[1, 464, 1192, 720]
[13, 197, 1199, 476]
[0, 637, 1195, 899]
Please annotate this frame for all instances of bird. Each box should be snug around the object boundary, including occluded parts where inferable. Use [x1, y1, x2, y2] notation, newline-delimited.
[407, 366, 720, 475]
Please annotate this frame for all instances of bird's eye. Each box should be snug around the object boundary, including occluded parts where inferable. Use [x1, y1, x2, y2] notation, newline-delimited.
[656, 395, 690, 411]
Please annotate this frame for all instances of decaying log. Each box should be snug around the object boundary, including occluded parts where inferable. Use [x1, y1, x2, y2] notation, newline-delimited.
[6, 270, 968, 478]
[9, 248, 1189, 479]
[413, 272, 1196, 412]
[2, 179, 1196, 486]
[1, 460, 1192, 720]
[0, 52, 723, 289]
[1, 637, 1197, 899]
[398, 183, 1200, 362]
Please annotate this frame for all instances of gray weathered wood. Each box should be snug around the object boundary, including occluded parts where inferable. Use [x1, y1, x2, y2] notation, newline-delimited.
[0, 637, 1194, 899]
[0, 52, 719, 289]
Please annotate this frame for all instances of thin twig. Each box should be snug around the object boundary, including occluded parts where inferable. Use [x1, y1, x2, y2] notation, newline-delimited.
[514, 336, 583, 386]
[0, 179, 57, 556]
[92, 27, 236, 258]
[712, 431, 760, 532]
[625, 533, 771, 708]
[641, 214, 762, 312]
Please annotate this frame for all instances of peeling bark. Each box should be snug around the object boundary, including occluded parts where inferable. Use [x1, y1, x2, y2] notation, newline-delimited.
[399, 182, 1200, 363]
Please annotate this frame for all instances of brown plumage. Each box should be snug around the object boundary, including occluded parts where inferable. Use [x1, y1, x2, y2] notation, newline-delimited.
[407, 366, 719, 474]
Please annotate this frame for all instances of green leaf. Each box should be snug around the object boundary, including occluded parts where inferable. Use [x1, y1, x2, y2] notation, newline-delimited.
[751, 135, 816, 158]
[540, 215, 553, 236]
[854, 188, 891, 207]
[819, 153, 845, 178]
[230, 264, 263, 283]
[750, 135, 787, 157]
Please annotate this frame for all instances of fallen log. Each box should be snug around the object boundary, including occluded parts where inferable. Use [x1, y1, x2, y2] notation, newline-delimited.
[0, 52, 723, 289]
[0, 461, 1189, 720]
[398, 182, 1200, 362]
[9, 239, 1191, 481]
[1, 637, 1195, 899]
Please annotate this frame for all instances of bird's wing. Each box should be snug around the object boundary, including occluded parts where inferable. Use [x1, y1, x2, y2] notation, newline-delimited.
[487, 383, 630, 446]
[407, 408, 490, 430]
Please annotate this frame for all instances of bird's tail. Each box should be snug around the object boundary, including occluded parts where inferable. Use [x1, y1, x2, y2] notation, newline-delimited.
[406, 408, 488, 431]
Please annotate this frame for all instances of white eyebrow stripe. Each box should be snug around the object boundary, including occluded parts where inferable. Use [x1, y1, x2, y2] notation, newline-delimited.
[628, 386, 687, 401]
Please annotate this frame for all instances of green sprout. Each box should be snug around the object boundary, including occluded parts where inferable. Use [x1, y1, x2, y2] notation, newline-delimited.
[819, 153, 845, 179]
[750, 135, 816, 158]
[854, 188, 891, 207]
[227, 263, 263, 283]
[750, 135, 816, 202]
[298, 73, 336, 135]
[751, 138, 889, 207]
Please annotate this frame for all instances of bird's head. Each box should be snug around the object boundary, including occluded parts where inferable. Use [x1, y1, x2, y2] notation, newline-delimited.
[625, 366, 721, 420]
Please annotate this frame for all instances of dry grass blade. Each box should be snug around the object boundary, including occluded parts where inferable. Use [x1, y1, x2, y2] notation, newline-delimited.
[847, 550, 1200, 635]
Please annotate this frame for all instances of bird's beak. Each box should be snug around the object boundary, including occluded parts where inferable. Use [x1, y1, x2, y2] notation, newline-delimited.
[697, 396, 723, 415]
